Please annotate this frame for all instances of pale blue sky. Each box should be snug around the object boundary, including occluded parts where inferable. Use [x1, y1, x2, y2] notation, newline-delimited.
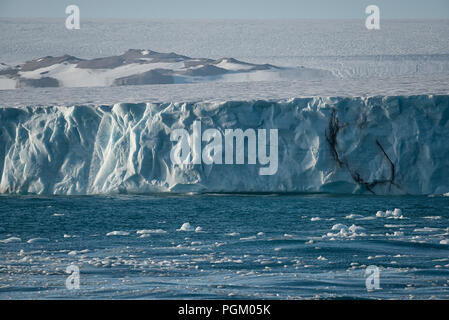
[0, 0, 448, 19]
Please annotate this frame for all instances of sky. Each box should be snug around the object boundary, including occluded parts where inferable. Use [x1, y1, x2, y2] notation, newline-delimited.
[0, 0, 448, 19]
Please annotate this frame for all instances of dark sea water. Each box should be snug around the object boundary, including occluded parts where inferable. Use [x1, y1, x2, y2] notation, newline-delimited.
[0, 194, 448, 299]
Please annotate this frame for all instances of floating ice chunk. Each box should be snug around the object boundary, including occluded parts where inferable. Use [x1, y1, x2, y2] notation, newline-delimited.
[52, 213, 64, 216]
[317, 256, 328, 261]
[422, 216, 442, 220]
[27, 238, 50, 243]
[0, 237, 21, 243]
[345, 214, 364, 219]
[386, 231, 404, 237]
[376, 208, 404, 219]
[310, 217, 321, 221]
[106, 231, 130, 236]
[384, 224, 414, 228]
[413, 227, 441, 233]
[331, 224, 349, 231]
[440, 239, 449, 245]
[327, 223, 365, 238]
[177, 222, 194, 232]
[349, 224, 365, 233]
[226, 232, 240, 237]
[240, 235, 257, 241]
[136, 229, 167, 234]
[376, 211, 386, 217]
[68, 250, 77, 255]
[63, 234, 79, 238]
[195, 226, 203, 233]
[257, 232, 264, 236]
[368, 255, 385, 260]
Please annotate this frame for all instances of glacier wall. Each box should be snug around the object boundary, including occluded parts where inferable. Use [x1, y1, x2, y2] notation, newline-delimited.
[0, 95, 448, 195]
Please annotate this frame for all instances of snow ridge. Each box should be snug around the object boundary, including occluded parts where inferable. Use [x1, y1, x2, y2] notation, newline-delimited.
[0, 95, 448, 195]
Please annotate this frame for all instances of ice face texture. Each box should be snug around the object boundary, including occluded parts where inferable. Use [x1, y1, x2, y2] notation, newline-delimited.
[0, 95, 448, 195]
[0, 49, 333, 89]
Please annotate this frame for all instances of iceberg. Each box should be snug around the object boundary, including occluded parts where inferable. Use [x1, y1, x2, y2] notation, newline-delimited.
[0, 95, 448, 195]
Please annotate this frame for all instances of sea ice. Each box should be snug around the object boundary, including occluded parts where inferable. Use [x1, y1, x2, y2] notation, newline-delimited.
[136, 229, 167, 234]
[0, 237, 21, 243]
[27, 238, 50, 243]
[376, 208, 404, 219]
[177, 222, 194, 232]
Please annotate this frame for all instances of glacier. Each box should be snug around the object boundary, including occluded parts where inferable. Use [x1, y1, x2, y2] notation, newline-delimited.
[0, 49, 333, 90]
[0, 95, 448, 195]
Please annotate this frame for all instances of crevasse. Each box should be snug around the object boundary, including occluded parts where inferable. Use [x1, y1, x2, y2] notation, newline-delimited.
[0, 95, 448, 195]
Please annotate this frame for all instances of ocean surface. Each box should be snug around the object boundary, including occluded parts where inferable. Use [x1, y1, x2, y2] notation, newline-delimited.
[1, 194, 449, 299]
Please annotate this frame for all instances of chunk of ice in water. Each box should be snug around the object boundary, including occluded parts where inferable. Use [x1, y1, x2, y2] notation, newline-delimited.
[27, 238, 50, 243]
[177, 222, 194, 232]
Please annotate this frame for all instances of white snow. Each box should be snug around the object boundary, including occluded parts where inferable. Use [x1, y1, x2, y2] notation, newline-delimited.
[215, 59, 254, 71]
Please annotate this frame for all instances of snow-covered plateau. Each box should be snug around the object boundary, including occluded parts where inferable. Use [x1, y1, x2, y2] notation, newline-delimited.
[0, 95, 448, 195]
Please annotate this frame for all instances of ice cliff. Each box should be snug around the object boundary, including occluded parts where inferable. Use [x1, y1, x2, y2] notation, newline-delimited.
[0, 95, 448, 195]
